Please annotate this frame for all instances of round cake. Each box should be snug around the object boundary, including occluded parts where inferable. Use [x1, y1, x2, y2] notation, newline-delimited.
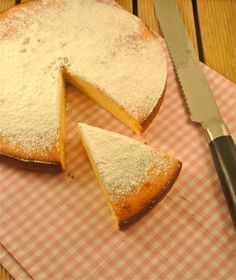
[0, 0, 167, 170]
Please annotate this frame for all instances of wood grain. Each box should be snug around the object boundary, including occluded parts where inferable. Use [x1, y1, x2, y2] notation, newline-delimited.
[0, 0, 15, 13]
[138, 0, 199, 56]
[197, 0, 236, 82]
[0, 265, 14, 280]
[116, 0, 132, 13]
[138, 0, 160, 32]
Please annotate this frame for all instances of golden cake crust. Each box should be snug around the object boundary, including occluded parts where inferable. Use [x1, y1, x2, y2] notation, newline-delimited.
[0, 136, 62, 171]
[113, 159, 182, 230]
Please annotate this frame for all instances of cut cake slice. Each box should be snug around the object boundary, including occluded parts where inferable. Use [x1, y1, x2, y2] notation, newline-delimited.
[78, 123, 182, 230]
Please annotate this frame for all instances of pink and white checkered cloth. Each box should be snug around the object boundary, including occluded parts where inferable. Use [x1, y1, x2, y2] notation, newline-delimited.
[1, 1, 236, 279]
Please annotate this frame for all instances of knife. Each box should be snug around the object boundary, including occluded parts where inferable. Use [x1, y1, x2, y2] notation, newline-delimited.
[153, 0, 236, 226]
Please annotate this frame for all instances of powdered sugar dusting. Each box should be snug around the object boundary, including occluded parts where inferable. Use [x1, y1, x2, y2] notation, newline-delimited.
[79, 123, 173, 201]
[0, 0, 166, 154]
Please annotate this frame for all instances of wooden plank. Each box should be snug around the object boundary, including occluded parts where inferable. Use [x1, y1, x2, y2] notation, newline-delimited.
[0, 265, 14, 280]
[116, 0, 132, 13]
[197, 0, 236, 82]
[0, 0, 15, 13]
[137, 0, 160, 32]
[137, 0, 199, 56]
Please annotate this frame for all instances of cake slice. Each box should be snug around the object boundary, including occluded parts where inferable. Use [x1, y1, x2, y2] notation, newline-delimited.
[78, 123, 182, 230]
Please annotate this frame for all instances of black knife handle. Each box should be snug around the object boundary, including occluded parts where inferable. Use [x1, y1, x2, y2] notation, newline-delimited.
[209, 136, 236, 226]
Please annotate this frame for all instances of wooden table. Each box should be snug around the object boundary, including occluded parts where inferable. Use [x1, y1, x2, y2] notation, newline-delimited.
[0, 0, 235, 279]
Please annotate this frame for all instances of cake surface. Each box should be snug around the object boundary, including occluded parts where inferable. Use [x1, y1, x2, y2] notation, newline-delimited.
[78, 123, 182, 230]
[0, 0, 167, 169]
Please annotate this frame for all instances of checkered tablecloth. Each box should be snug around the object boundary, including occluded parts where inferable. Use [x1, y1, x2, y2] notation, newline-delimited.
[0, 1, 236, 279]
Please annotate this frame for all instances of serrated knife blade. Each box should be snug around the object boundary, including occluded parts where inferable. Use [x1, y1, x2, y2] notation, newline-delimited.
[153, 0, 236, 227]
